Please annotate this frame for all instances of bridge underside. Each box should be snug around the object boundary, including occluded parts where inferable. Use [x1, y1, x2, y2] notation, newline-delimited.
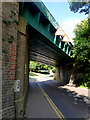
[29, 25, 73, 66]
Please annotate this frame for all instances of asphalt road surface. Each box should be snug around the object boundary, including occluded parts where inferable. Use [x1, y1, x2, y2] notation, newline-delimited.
[36, 74, 89, 120]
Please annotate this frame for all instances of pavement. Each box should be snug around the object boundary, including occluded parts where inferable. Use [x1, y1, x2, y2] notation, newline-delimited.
[24, 78, 58, 118]
[60, 84, 90, 99]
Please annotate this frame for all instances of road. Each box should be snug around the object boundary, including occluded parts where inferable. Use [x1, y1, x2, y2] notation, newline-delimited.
[36, 74, 89, 120]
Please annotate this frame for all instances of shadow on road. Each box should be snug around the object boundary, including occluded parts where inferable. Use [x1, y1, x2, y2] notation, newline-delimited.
[38, 80, 89, 106]
[27, 76, 89, 119]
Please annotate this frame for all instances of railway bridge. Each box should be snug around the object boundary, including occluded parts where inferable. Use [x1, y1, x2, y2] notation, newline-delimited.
[1, 1, 74, 118]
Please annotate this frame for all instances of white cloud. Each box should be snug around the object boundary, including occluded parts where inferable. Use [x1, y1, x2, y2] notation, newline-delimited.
[61, 18, 84, 42]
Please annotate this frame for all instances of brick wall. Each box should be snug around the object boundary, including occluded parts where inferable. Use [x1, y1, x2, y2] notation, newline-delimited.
[15, 16, 29, 118]
[0, 2, 2, 119]
[2, 2, 19, 118]
[2, 2, 30, 118]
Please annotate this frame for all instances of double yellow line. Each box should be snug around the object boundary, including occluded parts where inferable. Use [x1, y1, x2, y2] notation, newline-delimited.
[37, 82, 67, 120]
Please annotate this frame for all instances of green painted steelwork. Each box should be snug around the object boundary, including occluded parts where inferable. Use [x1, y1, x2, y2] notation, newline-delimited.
[54, 35, 56, 44]
[19, 1, 73, 59]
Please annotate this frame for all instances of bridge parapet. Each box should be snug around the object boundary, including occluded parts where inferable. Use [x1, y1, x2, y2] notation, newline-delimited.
[34, 1, 59, 29]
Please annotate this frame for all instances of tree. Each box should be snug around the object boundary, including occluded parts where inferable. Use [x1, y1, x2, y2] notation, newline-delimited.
[30, 61, 56, 73]
[72, 19, 90, 63]
[68, 1, 90, 15]
[68, 0, 90, 87]
[71, 19, 90, 87]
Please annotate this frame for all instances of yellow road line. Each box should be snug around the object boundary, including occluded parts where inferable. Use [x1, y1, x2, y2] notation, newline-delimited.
[37, 82, 67, 120]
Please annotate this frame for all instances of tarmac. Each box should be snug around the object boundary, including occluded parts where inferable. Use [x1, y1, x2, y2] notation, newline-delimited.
[24, 73, 90, 119]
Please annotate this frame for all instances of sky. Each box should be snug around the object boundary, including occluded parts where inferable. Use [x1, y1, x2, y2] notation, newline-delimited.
[43, 2, 88, 42]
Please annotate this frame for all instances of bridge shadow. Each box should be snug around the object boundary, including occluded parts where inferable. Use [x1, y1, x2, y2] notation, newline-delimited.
[38, 79, 90, 106]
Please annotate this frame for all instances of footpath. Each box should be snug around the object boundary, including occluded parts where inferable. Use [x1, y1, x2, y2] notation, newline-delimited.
[24, 78, 58, 118]
[61, 84, 89, 99]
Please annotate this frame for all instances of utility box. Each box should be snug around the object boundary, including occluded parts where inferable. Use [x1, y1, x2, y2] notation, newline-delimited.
[14, 80, 20, 92]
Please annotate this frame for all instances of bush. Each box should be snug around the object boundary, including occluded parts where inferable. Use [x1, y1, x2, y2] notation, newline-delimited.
[53, 74, 56, 80]
[73, 73, 90, 88]
[86, 81, 90, 88]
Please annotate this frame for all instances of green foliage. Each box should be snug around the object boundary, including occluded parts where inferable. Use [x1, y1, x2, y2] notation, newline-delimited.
[3, 19, 18, 25]
[2, 49, 7, 54]
[3, 19, 12, 25]
[11, 10, 16, 15]
[7, 35, 14, 43]
[30, 61, 56, 73]
[51, 67, 56, 73]
[53, 74, 56, 80]
[72, 19, 90, 63]
[74, 74, 90, 88]
[68, 1, 90, 88]
[71, 19, 90, 87]
[68, 1, 90, 15]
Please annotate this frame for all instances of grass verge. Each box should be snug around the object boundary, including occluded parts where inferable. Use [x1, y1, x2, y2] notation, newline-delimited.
[29, 72, 39, 77]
